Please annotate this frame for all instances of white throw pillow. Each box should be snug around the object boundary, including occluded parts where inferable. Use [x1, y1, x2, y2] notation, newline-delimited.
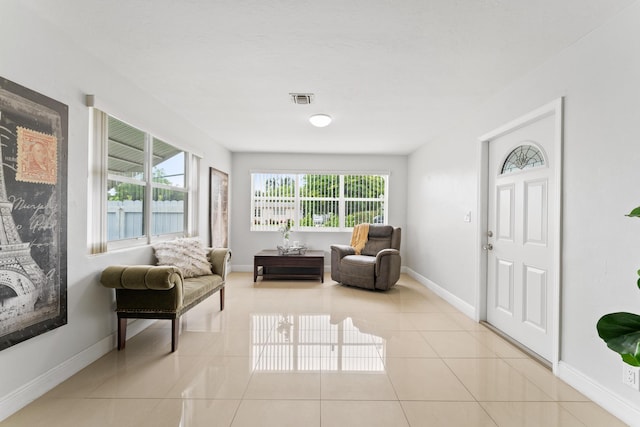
[152, 238, 212, 278]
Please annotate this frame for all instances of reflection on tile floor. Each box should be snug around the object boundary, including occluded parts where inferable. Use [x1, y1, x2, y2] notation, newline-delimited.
[3, 272, 627, 426]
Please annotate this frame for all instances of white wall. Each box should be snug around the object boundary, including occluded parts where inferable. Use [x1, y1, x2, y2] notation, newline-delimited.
[407, 1, 640, 423]
[0, 3, 231, 419]
[230, 153, 408, 270]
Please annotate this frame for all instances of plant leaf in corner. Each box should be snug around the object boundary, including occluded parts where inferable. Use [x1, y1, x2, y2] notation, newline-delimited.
[597, 312, 640, 367]
[626, 206, 640, 218]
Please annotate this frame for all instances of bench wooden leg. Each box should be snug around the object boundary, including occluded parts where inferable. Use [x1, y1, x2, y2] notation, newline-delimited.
[117, 316, 127, 350]
[171, 318, 180, 352]
[220, 287, 225, 311]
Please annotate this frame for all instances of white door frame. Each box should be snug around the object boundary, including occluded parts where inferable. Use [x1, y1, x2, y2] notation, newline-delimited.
[475, 98, 563, 372]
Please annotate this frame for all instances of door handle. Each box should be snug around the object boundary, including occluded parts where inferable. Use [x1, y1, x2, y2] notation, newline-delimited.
[483, 243, 493, 251]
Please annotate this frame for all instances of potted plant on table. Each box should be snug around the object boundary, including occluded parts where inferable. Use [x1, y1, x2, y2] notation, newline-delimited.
[596, 206, 640, 366]
[278, 219, 293, 248]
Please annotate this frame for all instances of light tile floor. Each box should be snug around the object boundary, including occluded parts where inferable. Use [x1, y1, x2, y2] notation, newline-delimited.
[3, 272, 627, 426]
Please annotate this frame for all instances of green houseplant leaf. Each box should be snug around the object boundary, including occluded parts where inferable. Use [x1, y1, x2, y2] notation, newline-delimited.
[597, 312, 640, 366]
[626, 206, 640, 218]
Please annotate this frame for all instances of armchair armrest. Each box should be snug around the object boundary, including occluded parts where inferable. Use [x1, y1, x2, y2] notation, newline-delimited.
[375, 248, 400, 276]
[330, 244, 355, 259]
[208, 248, 232, 279]
[330, 244, 356, 283]
[100, 265, 183, 291]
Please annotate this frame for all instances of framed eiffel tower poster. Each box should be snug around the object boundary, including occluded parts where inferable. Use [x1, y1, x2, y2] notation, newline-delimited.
[0, 77, 68, 351]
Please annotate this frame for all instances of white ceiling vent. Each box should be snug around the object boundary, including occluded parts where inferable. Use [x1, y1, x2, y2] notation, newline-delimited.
[290, 93, 314, 104]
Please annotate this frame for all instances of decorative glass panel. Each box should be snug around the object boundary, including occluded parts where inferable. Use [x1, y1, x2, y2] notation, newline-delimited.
[501, 144, 545, 174]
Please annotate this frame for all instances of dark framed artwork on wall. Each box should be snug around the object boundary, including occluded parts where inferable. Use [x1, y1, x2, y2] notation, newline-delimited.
[0, 77, 68, 351]
[209, 167, 228, 248]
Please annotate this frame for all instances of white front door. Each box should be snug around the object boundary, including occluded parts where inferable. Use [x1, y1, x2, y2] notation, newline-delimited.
[486, 112, 556, 361]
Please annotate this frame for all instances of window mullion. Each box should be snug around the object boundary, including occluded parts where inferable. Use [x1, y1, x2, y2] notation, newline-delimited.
[383, 176, 389, 224]
[106, 174, 145, 186]
[295, 174, 300, 231]
[252, 175, 258, 229]
[185, 153, 193, 237]
[144, 133, 153, 240]
[339, 175, 345, 229]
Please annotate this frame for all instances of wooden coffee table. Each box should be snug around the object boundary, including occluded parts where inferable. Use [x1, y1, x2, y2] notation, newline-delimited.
[254, 249, 325, 282]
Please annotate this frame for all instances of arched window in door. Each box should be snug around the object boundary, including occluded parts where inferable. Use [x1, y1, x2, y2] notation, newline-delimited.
[501, 144, 545, 174]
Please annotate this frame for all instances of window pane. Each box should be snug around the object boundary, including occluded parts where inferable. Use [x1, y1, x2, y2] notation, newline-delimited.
[344, 174, 386, 227]
[299, 174, 339, 227]
[300, 200, 339, 227]
[300, 174, 339, 198]
[153, 138, 185, 187]
[107, 180, 144, 241]
[108, 117, 145, 180]
[345, 200, 384, 227]
[152, 188, 185, 235]
[344, 175, 386, 198]
[251, 173, 296, 230]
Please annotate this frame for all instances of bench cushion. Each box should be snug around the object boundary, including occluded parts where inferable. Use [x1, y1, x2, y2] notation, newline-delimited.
[182, 274, 224, 313]
[153, 238, 212, 278]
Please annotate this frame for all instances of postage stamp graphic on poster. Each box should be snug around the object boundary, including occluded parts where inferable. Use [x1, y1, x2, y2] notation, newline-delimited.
[16, 127, 57, 185]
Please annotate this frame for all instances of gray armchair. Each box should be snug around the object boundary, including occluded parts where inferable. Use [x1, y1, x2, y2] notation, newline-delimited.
[331, 225, 401, 291]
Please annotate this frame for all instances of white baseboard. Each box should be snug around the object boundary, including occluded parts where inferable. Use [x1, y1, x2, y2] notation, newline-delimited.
[232, 264, 254, 272]
[0, 319, 155, 422]
[404, 267, 476, 319]
[557, 361, 640, 427]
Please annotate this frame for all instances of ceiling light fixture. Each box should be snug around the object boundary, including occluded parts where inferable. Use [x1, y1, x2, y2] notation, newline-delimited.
[309, 114, 332, 128]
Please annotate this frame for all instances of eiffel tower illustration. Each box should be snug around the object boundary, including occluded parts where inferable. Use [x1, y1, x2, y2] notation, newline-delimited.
[0, 114, 48, 327]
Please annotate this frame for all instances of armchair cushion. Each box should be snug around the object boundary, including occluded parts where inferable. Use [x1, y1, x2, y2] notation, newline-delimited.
[361, 225, 396, 256]
[339, 255, 377, 290]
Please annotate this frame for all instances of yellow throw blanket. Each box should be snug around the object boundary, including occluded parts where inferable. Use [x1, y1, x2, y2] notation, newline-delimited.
[350, 223, 369, 255]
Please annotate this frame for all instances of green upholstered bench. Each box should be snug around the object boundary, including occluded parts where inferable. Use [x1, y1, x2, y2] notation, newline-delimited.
[100, 248, 231, 352]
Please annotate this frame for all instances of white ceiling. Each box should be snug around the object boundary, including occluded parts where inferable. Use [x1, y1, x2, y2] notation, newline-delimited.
[23, 0, 634, 155]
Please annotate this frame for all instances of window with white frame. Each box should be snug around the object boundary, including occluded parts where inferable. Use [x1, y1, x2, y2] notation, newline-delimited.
[89, 110, 198, 252]
[251, 172, 388, 231]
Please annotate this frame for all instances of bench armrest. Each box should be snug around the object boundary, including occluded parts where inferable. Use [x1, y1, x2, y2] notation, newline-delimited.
[208, 248, 231, 279]
[100, 265, 183, 291]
